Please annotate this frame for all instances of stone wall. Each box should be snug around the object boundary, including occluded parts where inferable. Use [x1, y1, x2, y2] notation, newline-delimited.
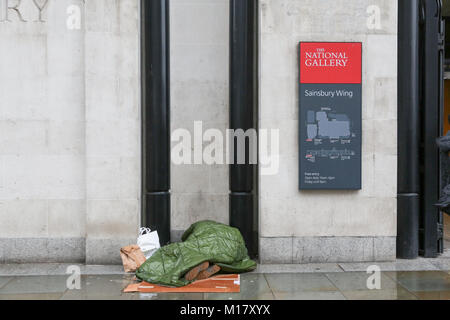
[0, 0, 399, 264]
[84, 0, 140, 264]
[259, 0, 398, 263]
[0, 0, 140, 264]
[170, 0, 230, 240]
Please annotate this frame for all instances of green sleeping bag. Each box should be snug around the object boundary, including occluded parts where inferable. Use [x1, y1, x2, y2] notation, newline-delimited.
[136, 220, 257, 287]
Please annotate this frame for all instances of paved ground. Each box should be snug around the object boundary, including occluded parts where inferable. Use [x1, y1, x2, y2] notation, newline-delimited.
[0, 271, 449, 300]
[1, 252, 449, 300]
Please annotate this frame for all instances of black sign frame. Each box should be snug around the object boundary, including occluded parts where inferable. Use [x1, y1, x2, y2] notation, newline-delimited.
[299, 41, 363, 190]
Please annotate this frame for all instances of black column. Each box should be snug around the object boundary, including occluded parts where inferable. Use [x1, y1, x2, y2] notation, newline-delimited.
[397, 0, 421, 259]
[141, 0, 171, 245]
[229, 0, 258, 258]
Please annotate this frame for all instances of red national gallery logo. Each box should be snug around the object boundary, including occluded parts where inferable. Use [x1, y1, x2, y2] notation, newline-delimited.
[300, 42, 362, 84]
[304, 50, 349, 67]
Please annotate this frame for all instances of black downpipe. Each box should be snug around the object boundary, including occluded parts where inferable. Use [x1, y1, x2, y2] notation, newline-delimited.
[229, 0, 258, 258]
[397, 0, 421, 259]
[141, 0, 171, 245]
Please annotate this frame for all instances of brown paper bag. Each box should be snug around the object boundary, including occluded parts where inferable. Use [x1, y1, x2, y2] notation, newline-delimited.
[120, 245, 147, 273]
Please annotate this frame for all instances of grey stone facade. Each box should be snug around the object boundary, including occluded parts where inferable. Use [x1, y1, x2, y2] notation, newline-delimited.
[0, 0, 399, 264]
[260, 237, 396, 264]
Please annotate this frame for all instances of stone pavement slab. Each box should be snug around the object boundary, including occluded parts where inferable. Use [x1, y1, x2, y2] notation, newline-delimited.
[338, 258, 439, 272]
[0, 276, 68, 294]
[326, 272, 399, 291]
[205, 274, 274, 300]
[340, 288, 418, 300]
[255, 263, 343, 274]
[0, 277, 13, 289]
[273, 291, 346, 300]
[385, 271, 450, 293]
[0, 293, 63, 300]
[413, 291, 450, 300]
[0, 263, 126, 276]
[60, 275, 134, 300]
[265, 273, 338, 293]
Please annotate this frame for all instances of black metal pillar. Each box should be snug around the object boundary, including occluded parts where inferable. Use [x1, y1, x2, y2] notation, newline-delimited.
[420, 0, 444, 257]
[141, 0, 171, 245]
[229, 0, 258, 258]
[397, 0, 421, 259]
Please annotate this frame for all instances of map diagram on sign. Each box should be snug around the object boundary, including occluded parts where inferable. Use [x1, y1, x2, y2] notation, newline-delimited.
[306, 110, 352, 140]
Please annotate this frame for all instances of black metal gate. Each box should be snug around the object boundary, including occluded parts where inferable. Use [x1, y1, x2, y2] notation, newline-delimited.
[419, 0, 445, 257]
[398, 0, 444, 258]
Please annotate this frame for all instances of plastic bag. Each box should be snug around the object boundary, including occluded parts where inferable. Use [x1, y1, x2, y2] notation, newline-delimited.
[137, 227, 161, 259]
